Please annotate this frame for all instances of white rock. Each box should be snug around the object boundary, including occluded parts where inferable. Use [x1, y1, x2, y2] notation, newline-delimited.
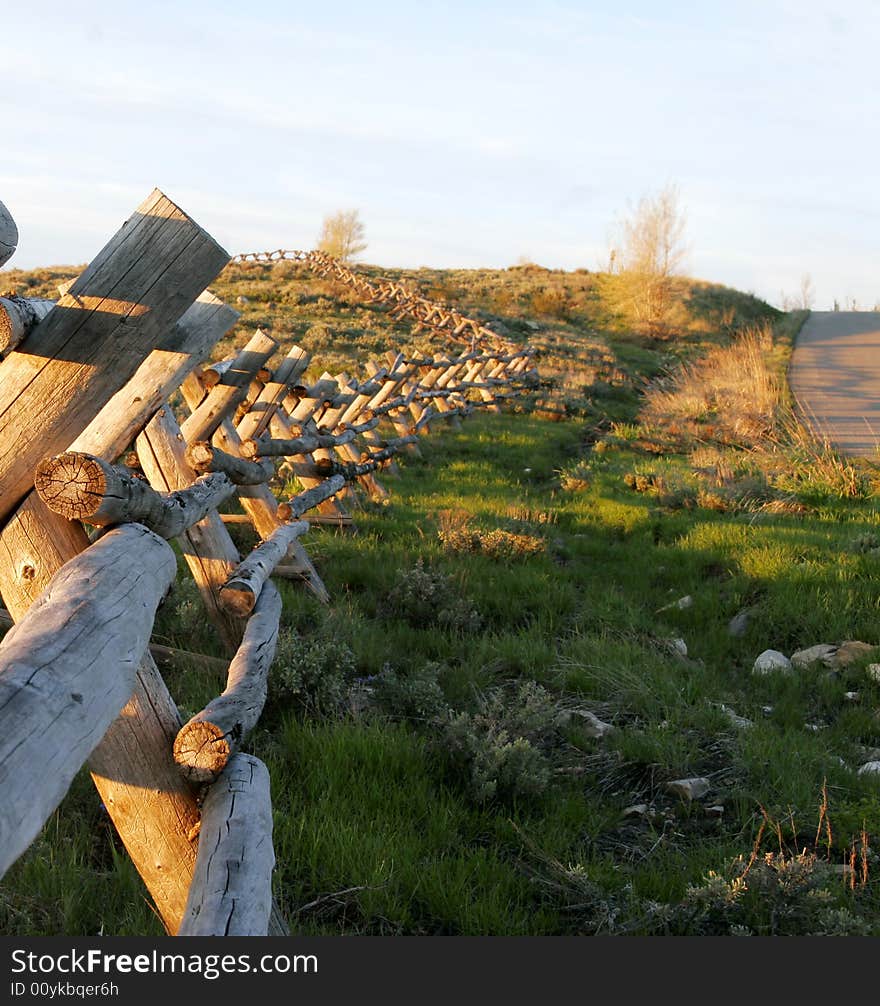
[658, 595, 693, 613]
[727, 609, 752, 638]
[720, 704, 753, 729]
[752, 650, 792, 675]
[0, 199, 18, 268]
[666, 638, 688, 659]
[791, 643, 838, 669]
[665, 777, 711, 801]
[567, 709, 614, 738]
[844, 691, 860, 702]
[623, 804, 648, 818]
[858, 761, 880, 776]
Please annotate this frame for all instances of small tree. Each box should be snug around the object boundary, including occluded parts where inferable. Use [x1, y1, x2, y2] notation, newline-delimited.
[608, 183, 688, 335]
[317, 209, 367, 262]
[798, 273, 815, 310]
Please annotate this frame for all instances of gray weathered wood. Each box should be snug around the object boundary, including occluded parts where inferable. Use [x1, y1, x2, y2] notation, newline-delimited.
[185, 441, 275, 485]
[68, 290, 238, 460]
[35, 452, 235, 537]
[0, 189, 229, 524]
[0, 199, 17, 268]
[174, 582, 282, 783]
[276, 474, 346, 521]
[219, 520, 309, 615]
[235, 344, 310, 442]
[0, 297, 55, 357]
[180, 378, 331, 605]
[137, 408, 245, 653]
[180, 330, 277, 445]
[178, 754, 275, 937]
[0, 524, 176, 879]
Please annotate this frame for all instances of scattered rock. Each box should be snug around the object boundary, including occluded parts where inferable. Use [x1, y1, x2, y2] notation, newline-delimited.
[665, 777, 710, 801]
[623, 804, 648, 818]
[791, 641, 874, 670]
[525, 320, 541, 332]
[844, 691, 860, 702]
[720, 704, 753, 729]
[858, 761, 880, 776]
[706, 805, 725, 818]
[867, 664, 880, 683]
[658, 595, 693, 613]
[790, 643, 837, 669]
[805, 723, 825, 732]
[835, 641, 875, 666]
[752, 650, 792, 675]
[761, 705, 774, 716]
[727, 609, 752, 638]
[666, 638, 688, 659]
[557, 709, 614, 738]
[857, 746, 880, 763]
[236, 295, 249, 304]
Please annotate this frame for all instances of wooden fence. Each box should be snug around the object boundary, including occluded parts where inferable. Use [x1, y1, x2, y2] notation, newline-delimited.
[0, 192, 537, 936]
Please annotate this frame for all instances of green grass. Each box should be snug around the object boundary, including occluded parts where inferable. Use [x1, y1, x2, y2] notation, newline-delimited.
[2, 261, 879, 936]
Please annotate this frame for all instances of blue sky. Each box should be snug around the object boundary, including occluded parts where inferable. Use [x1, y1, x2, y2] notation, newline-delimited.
[1, 0, 877, 308]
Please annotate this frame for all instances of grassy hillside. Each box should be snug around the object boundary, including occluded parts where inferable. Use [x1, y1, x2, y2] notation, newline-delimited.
[3, 261, 880, 936]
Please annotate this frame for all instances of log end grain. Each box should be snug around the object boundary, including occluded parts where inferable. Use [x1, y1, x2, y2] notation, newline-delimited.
[218, 583, 257, 618]
[173, 721, 233, 785]
[34, 453, 108, 521]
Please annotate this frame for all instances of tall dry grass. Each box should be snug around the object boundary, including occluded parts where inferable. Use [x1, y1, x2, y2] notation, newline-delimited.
[642, 323, 779, 447]
[641, 322, 869, 500]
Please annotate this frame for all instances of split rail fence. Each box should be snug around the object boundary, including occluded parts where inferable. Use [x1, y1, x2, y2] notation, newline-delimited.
[0, 192, 537, 936]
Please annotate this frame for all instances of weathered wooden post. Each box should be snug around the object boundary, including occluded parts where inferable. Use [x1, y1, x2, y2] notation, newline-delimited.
[0, 189, 236, 934]
[0, 525, 177, 877]
[178, 754, 275, 937]
[0, 199, 17, 268]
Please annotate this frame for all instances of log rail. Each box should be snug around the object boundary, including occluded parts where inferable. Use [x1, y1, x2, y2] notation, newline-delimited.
[0, 200, 539, 940]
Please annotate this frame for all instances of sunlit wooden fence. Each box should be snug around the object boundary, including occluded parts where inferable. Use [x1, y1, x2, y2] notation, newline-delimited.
[0, 192, 537, 936]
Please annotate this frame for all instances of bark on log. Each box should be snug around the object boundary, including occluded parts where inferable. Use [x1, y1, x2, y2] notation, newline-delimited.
[0, 297, 55, 357]
[0, 189, 229, 524]
[35, 452, 235, 537]
[180, 330, 277, 445]
[0, 199, 17, 268]
[174, 582, 282, 784]
[276, 475, 346, 521]
[185, 441, 275, 485]
[219, 520, 309, 616]
[178, 754, 275, 937]
[0, 524, 176, 879]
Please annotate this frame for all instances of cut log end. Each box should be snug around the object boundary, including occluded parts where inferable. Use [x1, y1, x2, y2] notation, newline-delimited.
[186, 441, 215, 470]
[173, 721, 232, 785]
[34, 453, 108, 521]
[218, 584, 257, 618]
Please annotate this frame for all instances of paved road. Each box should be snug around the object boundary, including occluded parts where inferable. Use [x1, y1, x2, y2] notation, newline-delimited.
[789, 311, 880, 457]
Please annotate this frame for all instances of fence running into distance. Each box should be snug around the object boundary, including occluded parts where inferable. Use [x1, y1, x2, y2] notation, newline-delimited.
[0, 191, 537, 936]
